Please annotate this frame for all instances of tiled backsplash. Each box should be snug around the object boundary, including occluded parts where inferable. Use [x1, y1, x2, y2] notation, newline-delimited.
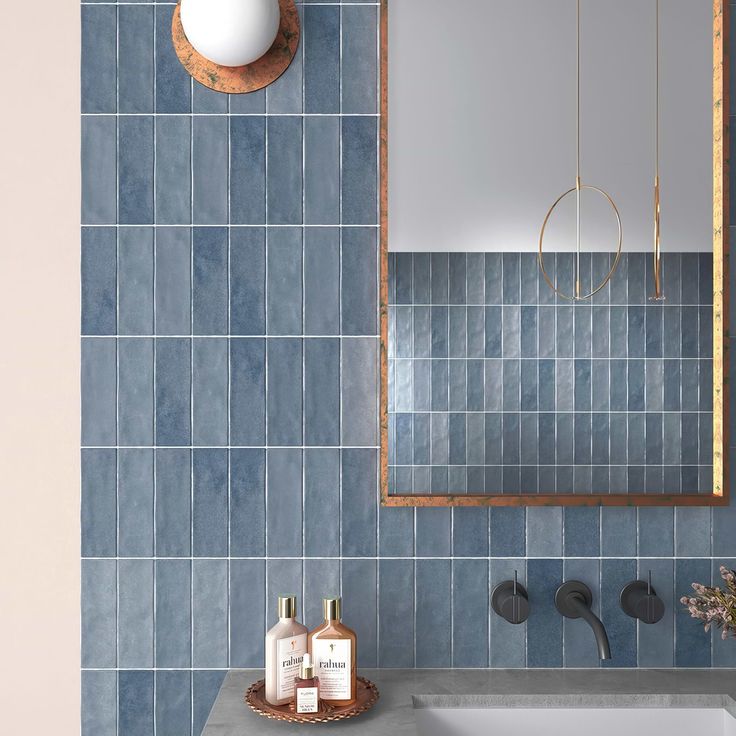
[388, 251, 713, 495]
[81, 3, 736, 736]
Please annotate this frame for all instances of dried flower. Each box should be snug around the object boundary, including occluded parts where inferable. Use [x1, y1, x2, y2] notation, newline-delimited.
[681, 566, 736, 640]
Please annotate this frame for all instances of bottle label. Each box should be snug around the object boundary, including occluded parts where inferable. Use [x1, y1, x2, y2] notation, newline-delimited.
[276, 633, 307, 701]
[296, 686, 319, 714]
[312, 639, 351, 699]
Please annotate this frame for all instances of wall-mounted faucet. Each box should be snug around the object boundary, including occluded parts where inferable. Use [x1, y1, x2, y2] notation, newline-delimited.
[555, 581, 611, 660]
[620, 571, 665, 624]
[492, 571, 529, 624]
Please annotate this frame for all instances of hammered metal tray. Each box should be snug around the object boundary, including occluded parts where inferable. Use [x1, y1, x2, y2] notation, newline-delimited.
[245, 676, 379, 724]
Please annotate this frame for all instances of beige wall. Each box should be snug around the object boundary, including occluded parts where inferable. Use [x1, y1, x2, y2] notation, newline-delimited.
[0, 1, 80, 733]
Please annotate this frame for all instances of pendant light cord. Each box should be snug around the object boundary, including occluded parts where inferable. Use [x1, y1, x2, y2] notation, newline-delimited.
[652, 0, 663, 299]
[575, 0, 581, 298]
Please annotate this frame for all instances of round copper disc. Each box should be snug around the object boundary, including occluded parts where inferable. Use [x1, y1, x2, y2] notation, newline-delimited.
[172, 0, 300, 95]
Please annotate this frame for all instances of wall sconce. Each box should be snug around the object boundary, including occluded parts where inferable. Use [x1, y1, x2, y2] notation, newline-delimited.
[172, 0, 300, 94]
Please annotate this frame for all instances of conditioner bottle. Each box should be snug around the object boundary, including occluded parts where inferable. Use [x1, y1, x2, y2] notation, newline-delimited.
[265, 595, 308, 706]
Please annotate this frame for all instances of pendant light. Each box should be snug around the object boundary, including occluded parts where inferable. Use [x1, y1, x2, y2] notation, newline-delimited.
[538, 0, 623, 301]
[650, 0, 665, 300]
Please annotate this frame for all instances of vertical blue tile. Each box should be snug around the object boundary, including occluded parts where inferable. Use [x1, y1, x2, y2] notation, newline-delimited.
[266, 448, 303, 556]
[527, 559, 563, 667]
[193, 228, 228, 334]
[341, 338, 378, 446]
[638, 507, 674, 557]
[230, 116, 265, 224]
[230, 339, 265, 445]
[342, 559, 378, 667]
[681, 253, 700, 303]
[231, 229, 265, 335]
[713, 504, 736, 556]
[304, 449, 340, 557]
[378, 560, 414, 667]
[192, 117, 228, 225]
[192, 338, 228, 446]
[119, 338, 154, 445]
[415, 508, 451, 556]
[119, 227, 154, 335]
[192, 81, 228, 113]
[155, 227, 191, 335]
[266, 559, 302, 622]
[342, 227, 378, 335]
[155, 5, 191, 113]
[452, 508, 489, 557]
[119, 116, 154, 224]
[431, 253, 449, 304]
[675, 508, 712, 557]
[192, 560, 228, 667]
[379, 503, 414, 556]
[82, 671, 117, 736]
[265, 25, 303, 113]
[416, 560, 452, 667]
[490, 559, 526, 667]
[155, 338, 191, 446]
[563, 559, 600, 668]
[502, 253, 520, 304]
[627, 360, 645, 410]
[601, 508, 637, 556]
[675, 559, 712, 666]
[267, 227, 303, 334]
[637, 559, 674, 667]
[526, 507, 562, 556]
[601, 558, 637, 668]
[341, 449, 377, 556]
[82, 227, 116, 335]
[155, 671, 192, 736]
[267, 116, 303, 224]
[155, 559, 191, 668]
[118, 560, 154, 668]
[304, 228, 339, 334]
[342, 116, 377, 224]
[564, 507, 600, 556]
[304, 559, 341, 630]
[119, 5, 154, 113]
[118, 449, 154, 556]
[305, 117, 340, 224]
[155, 449, 191, 557]
[155, 117, 191, 224]
[81, 338, 116, 446]
[82, 117, 116, 224]
[305, 5, 340, 110]
[119, 671, 154, 736]
[342, 5, 378, 113]
[230, 560, 265, 667]
[491, 507, 526, 556]
[193, 449, 228, 557]
[266, 338, 302, 445]
[453, 559, 489, 667]
[81, 449, 117, 557]
[574, 360, 591, 411]
[230, 449, 266, 557]
[81, 5, 116, 113]
[81, 560, 116, 668]
[193, 672, 226, 736]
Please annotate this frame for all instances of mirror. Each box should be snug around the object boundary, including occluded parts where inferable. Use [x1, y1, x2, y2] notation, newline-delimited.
[380, 0, 728, 505]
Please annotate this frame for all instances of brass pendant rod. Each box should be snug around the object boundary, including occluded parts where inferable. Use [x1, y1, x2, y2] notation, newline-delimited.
[651, 0, 665, 300]
[575, 0, 581, 299]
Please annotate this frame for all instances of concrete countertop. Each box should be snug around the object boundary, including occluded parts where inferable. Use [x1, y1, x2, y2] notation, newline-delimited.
[203, 669, 736, 735]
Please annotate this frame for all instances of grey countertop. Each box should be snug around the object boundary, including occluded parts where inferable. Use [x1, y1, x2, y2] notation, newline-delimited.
[203, 669, 736, 735]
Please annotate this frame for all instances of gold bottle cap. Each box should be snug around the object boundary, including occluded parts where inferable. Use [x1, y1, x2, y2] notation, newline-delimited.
[300, 652, 314, 679]
[278, 595, 297, 619]
[323, 597, 341, 621]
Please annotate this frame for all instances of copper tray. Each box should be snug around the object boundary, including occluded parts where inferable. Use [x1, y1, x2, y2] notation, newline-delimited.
[245, 676, 379, 724]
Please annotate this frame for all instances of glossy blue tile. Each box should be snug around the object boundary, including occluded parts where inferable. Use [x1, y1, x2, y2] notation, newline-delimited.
[118, 560, 154, 668]
[230, 560, 265, 668]
[82, 560, 116, 667]
[415, 508, 451, 557]
[266, 448, 303, 556]
[304, 449, 339, 557]
[119, 116, 154, 224]
[155, 560, 191, 667]
[193, 559, 228, 667]
[502, 306, 520, 357]
[81, 227, 116, 335]
[119, 5, 154, 113]
[155, 338, 191, 446]
[527, 559, 563, 667]
[193, 671, 226, 736]
[452, 559, 489, 668]
[267, 227, 302, 334]
[342, 5, 378, 113]
[713, 503, 736, 556]
[266, 16, 303, 113]
[675, 508, 712, 557]
[119, 227, 154, 334]
[562, 558, 600, 667]
[574, 359, 591, 411]
[431, 306, 449, 358]
[193, 80, 227, 113]
[600, 558, 637, 668]
[627, 360, 645, 410]
[155, 449, 191, 557]
[230, 229, 265, 334]
[675, 558, 712, 666]
[453, 508, 489, 557]
[638, 507, 674, 556]
[600, 507, 637, 556]
[431, 253, 449, 303]
[82, 671, 117, 736]
[230, 449, 265, 557]
[119, 338, 154, 445]
[118, 449, 154, 556]
[342, 116, 377, 224]
[379, 505, 414, 556]
[81, 5, 116, 113]
[193, 228, 228, 334]
[82, 117, 116, 224]
[627, 412, 646, 465]
[230, 116, 265, 224]
[155, 227, 191, 334]
[192, 338, 228, 445]
[230, 339, 265, 445]
[491, 507, 526, 556]
[489, 559, 526, 667]
[155, 671, 192, 736]
[266, 560, 302, 623]
[193, 449, 228, 557]
[636, 559, 674, 667]
[448, 254, 466, 305]
[266, 338, 302, 445]
[379, 560, 415, 667]
[342, 337, 378, 445]
[192, 117, 228, 224]
[304, 4, 340, 112]
[156, 116, 191, 224]
[526, 507, 562, 556]
[81, 449, 116, 557]
[342, 228, 378, 335]
[416, 560, 452, 667]
[155, 5, 191, 113]
[119, 671, 154, 736]
[267, 117, 303, 224]
[304, 559, 341, 630]
[413, 253, 430, 303]
[81, 338, 116, 446]
[304, 117, 340, 224]
[564, 507, 600, 557]
[341, 449, 377, 556]
[342, 559, 378, 667]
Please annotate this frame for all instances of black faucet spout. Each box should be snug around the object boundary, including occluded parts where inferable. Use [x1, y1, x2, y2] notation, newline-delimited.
[555, 581, 612, 661]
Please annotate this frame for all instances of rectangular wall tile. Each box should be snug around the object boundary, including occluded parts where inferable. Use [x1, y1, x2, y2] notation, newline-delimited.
[267, 227, 303, 335]
[305, 116, 340, 224]
[230, 117, 265, 224]
[119, 116, 154, 224]
[192, 449, 228, 558]
[266, 338, 303, 445]
[155, 5, 191, 113]
[155, 560, 191, 668]
[192, 338, 228, 446]
[266, 449, 303, 557]
[82, 671, 117, 736]
[379, 560, 415, 667]
[155, 671, 192, 736]
[118, 559, 154, 668]
[193, 117, 228, 224]
[156, 117, 192, 224]
[82, 559, 117, 668]
[192, 560, 228, 668]
[82, 117, 117, 224]
[342, 559, 378, 667]
[81, 227, 116, 335]
[193, 228, 228, 335]
[490, 559, 527, 668]
[155, 449, 191, 557]
[118, 227, 154, 335]
[416, 560, 452, 667]
[118, 5, 154, 113]
[230, 339, 266, 446]
[81, 449, 117, 558]
[230, 449, 266, 557]
[230, 229, 265, 335]
[81, 5, 116, 113]
[341, 449, 377, 556]
[118, 671, 154, 736]
[526, 559, 562, 667]
[82, 338, 116, 446]
[267, 117, 303, 224]
[118, 338, 154, 446]
[155, 338, 191, 446]
[118, 449, 154, 557]
[230, 560, 266, 668]
[304, 4, 340, 113]
[155, 227, 191, 335]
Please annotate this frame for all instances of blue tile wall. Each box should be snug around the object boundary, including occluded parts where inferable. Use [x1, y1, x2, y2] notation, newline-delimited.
[81, 3, 736, 735]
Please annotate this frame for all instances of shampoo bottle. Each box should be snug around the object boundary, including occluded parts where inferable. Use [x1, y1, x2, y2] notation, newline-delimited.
[308, 597, 357, 706]
[265, 595, 308, 706]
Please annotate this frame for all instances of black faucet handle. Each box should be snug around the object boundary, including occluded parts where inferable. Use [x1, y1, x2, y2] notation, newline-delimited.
[620, 572, 665, 625]
[492, 572, 529, 625]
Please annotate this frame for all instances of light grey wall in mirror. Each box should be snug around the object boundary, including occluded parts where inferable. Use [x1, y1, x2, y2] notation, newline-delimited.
[388, 0, 712, 253]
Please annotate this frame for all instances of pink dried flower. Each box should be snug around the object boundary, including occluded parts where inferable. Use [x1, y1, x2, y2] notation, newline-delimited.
[682, 567, 736, 641]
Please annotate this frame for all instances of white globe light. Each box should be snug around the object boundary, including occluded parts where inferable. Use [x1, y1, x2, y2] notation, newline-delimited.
[180, 0, 281, 68]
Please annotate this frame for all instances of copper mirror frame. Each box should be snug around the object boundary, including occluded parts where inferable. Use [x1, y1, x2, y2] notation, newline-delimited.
[379, 0, 730, 507]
